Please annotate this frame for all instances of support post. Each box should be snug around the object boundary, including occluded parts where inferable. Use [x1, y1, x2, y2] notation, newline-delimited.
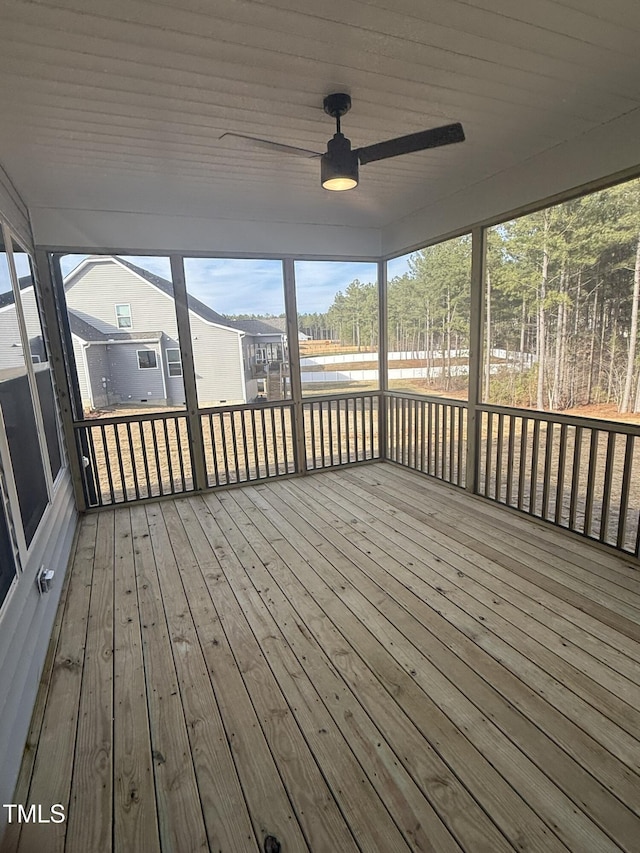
[377, 258, 388, 459]
[34, 249, 87, 511]
[466, 226, 486, 493]
[282, 258, 306, 474]
[170, 255, 208, 492]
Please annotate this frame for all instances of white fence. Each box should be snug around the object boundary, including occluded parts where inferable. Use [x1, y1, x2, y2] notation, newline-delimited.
[300, 349, 535, 367]
[301, 364, 507, 383]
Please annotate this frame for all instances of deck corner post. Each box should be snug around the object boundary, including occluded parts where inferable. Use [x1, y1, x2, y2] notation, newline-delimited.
[34, 248, 87, 511]
[378, 258, 388, 460]
[466, 226, 486, 493]
[170, 255, 208, 492]
[283, 258, 307, 475]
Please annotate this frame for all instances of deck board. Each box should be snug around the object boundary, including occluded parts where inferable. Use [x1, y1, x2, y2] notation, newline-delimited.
[6, 463, 640, 853]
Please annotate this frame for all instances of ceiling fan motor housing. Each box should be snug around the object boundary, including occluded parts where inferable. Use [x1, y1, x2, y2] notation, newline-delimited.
[321, 132, 359, 190]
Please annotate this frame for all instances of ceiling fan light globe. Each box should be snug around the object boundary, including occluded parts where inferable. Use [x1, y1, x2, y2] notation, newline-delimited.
[323, 175, 358, 191]
[321, 133, 359, 191]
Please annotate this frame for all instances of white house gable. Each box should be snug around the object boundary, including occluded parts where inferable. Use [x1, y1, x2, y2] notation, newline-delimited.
[65, 258, 180, 338]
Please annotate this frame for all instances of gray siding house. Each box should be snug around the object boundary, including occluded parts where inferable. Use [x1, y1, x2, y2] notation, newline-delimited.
[64, 257, 287, 409]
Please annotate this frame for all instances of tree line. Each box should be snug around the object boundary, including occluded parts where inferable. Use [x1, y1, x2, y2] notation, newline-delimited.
[297, 177, 640, 413]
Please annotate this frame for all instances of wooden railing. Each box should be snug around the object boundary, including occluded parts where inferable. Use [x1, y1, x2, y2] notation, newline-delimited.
[74, 392, 640, 558]
[200, 402, 295, 486]
[478, 405, 640, 556]
[303, 392, 380, 470]
[74, 411, 194, 506]
[386, 393, 468, 487]
[75, 393, 380, 507]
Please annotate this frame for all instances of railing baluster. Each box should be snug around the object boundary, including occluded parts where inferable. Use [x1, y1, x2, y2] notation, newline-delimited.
[542, 421, 554, 519]
[220, 413, 231, 485]
[439, 404, 446, 479]
[251, 409, 260, 479]
[260, 408, 269, 478]
[458, 406, 464, 486]
[505, 415, 515, 506]
[240, 410, 250, 481]
[400, 397, 406, 466]
[138, 422, 151, 498]
[162, 417, 175, 494]
[229, 411, 240, 483]
[319, 402, 326, 468]
[101, 424, 116, 504]
[420, 401, 426, 473]
[584, 429, 599, 537]
[150, 421, 163, 495]
[449, 405, 455, 482]
[599, 432, 616, 543]
[554, 423, 568, 525]
[484, 411, 493, 496]
[352, 398, 358, 462]
[337, 399, 343, 465]
[112, 423, 127, 502]
[270, 407, 280, 474]
[434, 404, 441, 478]
[372, 395, 377, 458]
[568, 425, 582, 531]
[208, 414, 219, 486]
[126, 422, 140, 501]
[517, 417, 528, 510]
[175, 418, 187, 490]
[85, 427, 103, 506]
[346, 398, 352, 462]
[617, 434, 634, 550]
[427, 402, 433, 475]
[281, 405, 290, 473]
[529, 419, 541, 515]
[308, 403, 316, 469]
[495, 413, 504, 501]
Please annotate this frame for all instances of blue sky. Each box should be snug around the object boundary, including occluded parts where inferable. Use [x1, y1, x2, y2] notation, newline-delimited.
[4, 252, 410, 315]
[58, 254, 398, 315]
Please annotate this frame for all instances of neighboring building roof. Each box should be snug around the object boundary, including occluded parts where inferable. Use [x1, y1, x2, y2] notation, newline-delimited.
[115, 257, 248, 334]
[0, 275, 33, 309]
[68, 312, 107, 341]
[68, 310, 161, 343]
[235, 318, 286, 336]
[264, 316, 310, 339]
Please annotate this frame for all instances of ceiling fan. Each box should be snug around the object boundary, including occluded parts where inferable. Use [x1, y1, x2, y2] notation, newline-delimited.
[219, 93, 465, 191]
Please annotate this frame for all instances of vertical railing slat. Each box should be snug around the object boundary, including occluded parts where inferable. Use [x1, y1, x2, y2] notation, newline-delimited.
[584, 429, 599, 537]
[617, 434, 634, 550]
[101, 424, 116, 504]
[541, 421, 554, 519]
[505, 415, 515, 506]
[162, 417, 175, 494]
[126, 421, 141, 501]
[599, 432, 616, 543]
[568, 425, 582, 531]
[554, 423, 568, 525]
[494, 412, 504, 501]
[517, 417, 528, 511]
[484, 411, 493, 497]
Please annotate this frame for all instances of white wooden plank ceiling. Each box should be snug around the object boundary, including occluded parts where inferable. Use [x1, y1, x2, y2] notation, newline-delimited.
[0, 0, 639, 233]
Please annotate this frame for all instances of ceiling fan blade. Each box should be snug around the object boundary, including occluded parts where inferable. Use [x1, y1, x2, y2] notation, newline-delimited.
[356, 122, 465, 165]
[219, 132, 322, 158]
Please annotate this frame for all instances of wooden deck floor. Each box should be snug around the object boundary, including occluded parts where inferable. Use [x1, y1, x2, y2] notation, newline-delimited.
[4, 463, 640, 853]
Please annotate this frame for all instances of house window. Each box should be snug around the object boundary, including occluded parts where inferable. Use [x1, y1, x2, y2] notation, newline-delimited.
[115, 303, 132, 329]
[137, 349, 158, 370]
[166, 348, 182, 377]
